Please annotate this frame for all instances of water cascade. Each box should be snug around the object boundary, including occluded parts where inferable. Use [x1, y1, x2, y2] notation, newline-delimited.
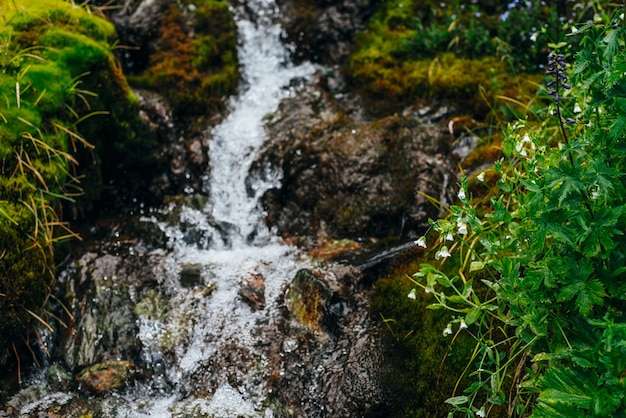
[4, 1, 389, 416]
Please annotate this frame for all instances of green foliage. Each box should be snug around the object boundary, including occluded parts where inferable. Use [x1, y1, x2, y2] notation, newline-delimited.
[407, 7, 626, 417]
[346, 0, 592, 118]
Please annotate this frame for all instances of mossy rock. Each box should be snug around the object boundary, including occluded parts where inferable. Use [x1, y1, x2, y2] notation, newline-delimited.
[373, 259, 476, 417]
[125, 0, 240, 116]
[0, 1, 153, 370]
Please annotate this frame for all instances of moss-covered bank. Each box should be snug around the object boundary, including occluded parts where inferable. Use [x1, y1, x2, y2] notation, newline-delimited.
[0, 0, 151, 368]
[345, 0, 573, 118]
[372, 251, 474, 417]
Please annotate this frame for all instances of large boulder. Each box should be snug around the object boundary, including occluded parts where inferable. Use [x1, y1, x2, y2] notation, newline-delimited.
[275, 0, 377, 64]
[256, 78, 457, 241]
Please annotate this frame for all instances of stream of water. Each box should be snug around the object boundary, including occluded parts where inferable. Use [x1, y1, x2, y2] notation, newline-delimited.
[10, 1, 323, 416]
[110, 1, 317, 415]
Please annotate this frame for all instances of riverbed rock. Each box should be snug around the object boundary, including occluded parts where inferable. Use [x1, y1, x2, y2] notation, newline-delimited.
[257, 79, 457, 242]
[239, 271, 266, 311]
[76, 360, 135, 393]
[60, 253, 141, 372]
[276, 0, 377, 64]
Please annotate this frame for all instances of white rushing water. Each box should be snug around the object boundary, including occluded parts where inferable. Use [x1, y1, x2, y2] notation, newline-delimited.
[6, 2, 319, 416]
[207, 16, 313, 247]
[109, 1, 316, 416]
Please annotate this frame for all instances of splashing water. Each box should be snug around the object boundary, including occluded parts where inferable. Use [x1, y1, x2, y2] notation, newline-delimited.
[205, 4, 315, 248]
[106, 1, 316, 416]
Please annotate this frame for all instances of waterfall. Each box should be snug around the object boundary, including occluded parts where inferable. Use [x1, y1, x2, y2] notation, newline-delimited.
[111, 2, 317, 416]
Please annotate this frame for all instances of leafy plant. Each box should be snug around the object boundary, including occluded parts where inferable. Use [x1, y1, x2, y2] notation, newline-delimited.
[408, 6, 626, 417]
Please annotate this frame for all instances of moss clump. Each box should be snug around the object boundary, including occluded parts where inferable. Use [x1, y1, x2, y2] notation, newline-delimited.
[373, 254, 476, 417]
[345, 0, 562, 118]
[0, 1, 152, 368]
[127, 0, 239, 116]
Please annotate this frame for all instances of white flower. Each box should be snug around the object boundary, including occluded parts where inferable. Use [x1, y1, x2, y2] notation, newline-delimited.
[459, 319, 468, 330]
[530, 32, 538, 42]
[476, 408, 486, 417]
[591, 187, 600, 200]
[424, 286, 433, 294]
[571, 26, 578, 34]
[477, 171, 485, 182]
[445, 232, 454, 241]
[522, 133, 531, 143]
[458, 188, 466, 200]
[573, 104, 582, 113]
[407, 288, 417, 300]
[443, 325, 453, 337]
[457, 220, 468, 235]
[436, 246, 451, 259]
[414, 236, 427, 248]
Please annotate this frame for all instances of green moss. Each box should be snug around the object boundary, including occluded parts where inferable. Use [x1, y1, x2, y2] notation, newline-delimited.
[373, 255, 477, 417]
[127, 0, 239, 116]
[0, 1, 154, 369]
[345, 0, 558, 118]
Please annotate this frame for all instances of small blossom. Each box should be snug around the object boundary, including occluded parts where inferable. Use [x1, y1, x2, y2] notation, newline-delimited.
[458, 188, 466, 200]
[443, 325, 453, 337]
[565, 117, 576, 124]
[459, 319, 468, 330]
[414, 236, 427, 248]
[476, 408, 486, 418]
[457, 220, 468, 235]
[445, 232, 454, 241]
[436, 246, 451, 259]
[407, 288, 417, 300]
[591, 187, 600, 200]
[530, 32, 538, 42]
[424, 286, 433, 294]
[477, 171, 485, 182]
[573, 104, 582, 113]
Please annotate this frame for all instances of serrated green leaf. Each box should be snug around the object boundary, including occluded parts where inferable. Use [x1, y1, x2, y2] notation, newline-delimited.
[532, 352, 553, 362]
[603, 29, 619, 61]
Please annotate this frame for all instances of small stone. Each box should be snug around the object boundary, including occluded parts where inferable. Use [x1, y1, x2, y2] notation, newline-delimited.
[239, 272, 266, 311]
[180, 263, 203, 288]
[76, 360, 135, 393]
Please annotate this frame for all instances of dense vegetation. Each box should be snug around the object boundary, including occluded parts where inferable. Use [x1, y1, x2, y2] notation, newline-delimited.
[374, 1, 626, 417]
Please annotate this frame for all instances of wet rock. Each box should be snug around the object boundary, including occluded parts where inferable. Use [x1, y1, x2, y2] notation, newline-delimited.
[60, 253, 142, 372]
[76, 360, 135, 393]
[263, 264, 391, 417]
[180, 263, 204, 288]
[276, 0, 377, 64]
[239, 271, 266, 311]
[257, 82, 457, 242]
[285, 269, 339, 335]
[45, 363, 73, 393]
